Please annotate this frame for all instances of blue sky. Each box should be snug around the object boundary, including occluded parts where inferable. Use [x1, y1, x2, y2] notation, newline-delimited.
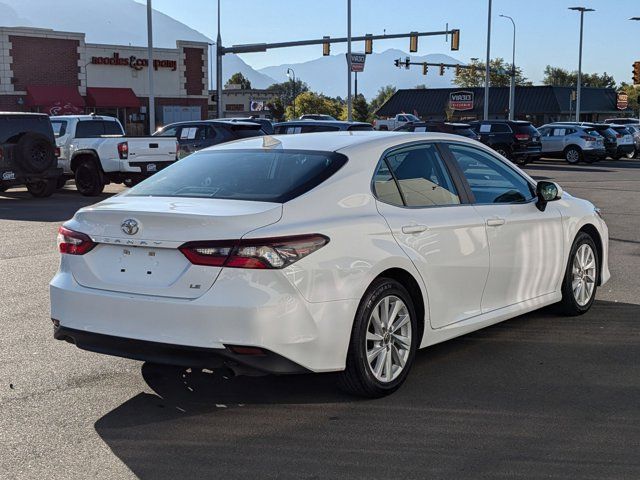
[145, 0, 639, 85]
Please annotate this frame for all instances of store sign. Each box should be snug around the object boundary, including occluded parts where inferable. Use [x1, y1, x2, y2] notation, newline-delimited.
[47, 101, 83, 116]
[91, 52, 177, 71]
[617, 91, 629, 110]
[250, 100, 266, 112]
[347, 53, 366, 73]
[449, 91, 474, 111]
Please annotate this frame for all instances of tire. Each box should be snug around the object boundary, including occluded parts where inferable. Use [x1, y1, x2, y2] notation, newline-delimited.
[15, 132, 56, 173]
[26, 178, 56, 198]
[74, 159, 105, 196]
[494, 145, 511, 160]
[557, 232, 599, 316]
[338, 278, 418, 398]
[56, 176, 67, 189]
[564, 146, 582, 164]
[625, 149, 636, 159]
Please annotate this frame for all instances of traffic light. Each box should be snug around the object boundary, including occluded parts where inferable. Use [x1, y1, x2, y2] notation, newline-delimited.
[633, 61, 640, 85]
[365, 34, 373, 55]
[422, 63, 429, 75]
[405, 57, 411, 69]
[322, 36, 330, 56]
[455, 65, 461, 76]
[409, 32, 418, 53]
[439, 64, 445, 76]
[451, 29, 460, 51]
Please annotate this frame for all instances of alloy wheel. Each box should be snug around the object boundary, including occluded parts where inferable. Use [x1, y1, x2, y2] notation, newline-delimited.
[571, 244, 597, 306]
[566, 149, 580, 164]
[365, 295, 412, 383]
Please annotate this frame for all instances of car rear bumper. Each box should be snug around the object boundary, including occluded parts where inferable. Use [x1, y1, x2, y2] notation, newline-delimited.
[1, 166, 62, 186]
[53, 325, 309, 374]
[584, 148, 606, 160]
[511, 145, 542, 158]
[50, 267, 358, 373]
[616, 144, 635, 154]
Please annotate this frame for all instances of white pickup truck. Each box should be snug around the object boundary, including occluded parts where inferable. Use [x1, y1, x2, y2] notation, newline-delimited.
[374, 113, 420, 131]
[51, 115, 177, 196]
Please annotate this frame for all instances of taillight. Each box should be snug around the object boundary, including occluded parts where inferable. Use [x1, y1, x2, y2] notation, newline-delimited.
[57, 226, 96, 255]
[515, 133, 530, 141]
[117, 141, 129, 159]
[54, 147, 61, 158]
[616, 133, 622, 138]
[179, 234, 329, 269]
[581, 135, 597, 141]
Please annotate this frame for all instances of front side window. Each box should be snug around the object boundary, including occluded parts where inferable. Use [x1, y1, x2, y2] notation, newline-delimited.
[447, 144, 535, 204]
[127, 149, 347, 203]
[376, 144, 460, 207]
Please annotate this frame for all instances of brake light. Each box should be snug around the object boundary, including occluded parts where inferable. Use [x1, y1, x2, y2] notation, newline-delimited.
[580, 135, 597, 141]
[57, 226, 96, 255]
[54, 147, 61, 158]
[179, 234, 329, 269]
[515, 133, 530, 141]
[117, 141, 129, 160]
[616, 133, 622, 138]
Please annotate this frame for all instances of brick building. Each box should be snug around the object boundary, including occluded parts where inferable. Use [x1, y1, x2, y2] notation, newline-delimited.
[0, 27, 208, 134]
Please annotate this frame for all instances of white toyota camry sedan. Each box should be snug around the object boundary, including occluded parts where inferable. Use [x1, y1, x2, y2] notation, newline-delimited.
[50, 131, 610, 397]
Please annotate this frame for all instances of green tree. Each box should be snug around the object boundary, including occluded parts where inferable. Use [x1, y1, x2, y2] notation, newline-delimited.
[266, 97, 285, 122]
[225, 72, 252, 89]
[542, 66, 616, 88]
[284, 91, 344, 120]
[415, 84, 427, 90]
[369, 85, 397, 115]
[352, 94, 370, 122]
[454, 58, 531, 88]
[266, 79, 309, 111]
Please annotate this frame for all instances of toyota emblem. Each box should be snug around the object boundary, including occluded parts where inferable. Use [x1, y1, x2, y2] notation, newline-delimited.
[121, 219, 139, 235]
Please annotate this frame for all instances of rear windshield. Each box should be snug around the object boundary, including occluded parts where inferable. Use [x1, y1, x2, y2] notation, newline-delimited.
[454, 127, 478, 137]
[127, 149, 348, 203]
[513, 123, 538, 135]
[612, 127, 629, 134]
[75, 120, 124, 137]
[347, 124, 374, 131]
[231, 128, 265, 139]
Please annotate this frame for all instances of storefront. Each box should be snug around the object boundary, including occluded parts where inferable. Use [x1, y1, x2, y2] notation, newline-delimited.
[0, 27, 209, 134]
[376, 86, 622, 125]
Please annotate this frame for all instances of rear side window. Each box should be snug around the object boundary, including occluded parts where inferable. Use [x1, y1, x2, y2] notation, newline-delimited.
[51, 120, 67, 137]
[376, 144, 460, 207]
[127, 149, 347, 203]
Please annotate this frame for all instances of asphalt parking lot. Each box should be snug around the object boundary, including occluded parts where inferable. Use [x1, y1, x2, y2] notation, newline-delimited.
[1, 159, 639, 480]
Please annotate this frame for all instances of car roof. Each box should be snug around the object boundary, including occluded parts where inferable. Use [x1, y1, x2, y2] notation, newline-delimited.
[470, 120, 531, 125]
[163, 119, 260, 128]
[50, 115, 119, 121]
[274, 120, 371, 127]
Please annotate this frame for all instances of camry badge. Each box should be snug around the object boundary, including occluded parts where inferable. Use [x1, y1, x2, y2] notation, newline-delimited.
[121, 219, 139, 236]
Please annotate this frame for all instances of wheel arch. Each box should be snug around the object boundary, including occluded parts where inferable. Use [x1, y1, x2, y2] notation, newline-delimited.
[374, 267, 426, 347]
[70, 150, 102, 173]
[577, 223, 604, 285]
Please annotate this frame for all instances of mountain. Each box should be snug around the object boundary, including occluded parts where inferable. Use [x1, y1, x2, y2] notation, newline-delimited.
[259, 49, 464, 99]
[0, 0, 277, 89]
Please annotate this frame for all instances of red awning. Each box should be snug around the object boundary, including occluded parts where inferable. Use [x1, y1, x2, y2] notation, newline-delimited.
[86, 87, 141, 108]
[26, 85, 85, 115]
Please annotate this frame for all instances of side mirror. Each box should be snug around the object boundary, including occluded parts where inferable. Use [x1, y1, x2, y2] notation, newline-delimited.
[536, 181, 562, 211]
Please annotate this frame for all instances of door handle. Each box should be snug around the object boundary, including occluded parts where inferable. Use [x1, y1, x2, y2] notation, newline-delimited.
[486, 218, 505, 227]
[401, 224, 428, 234]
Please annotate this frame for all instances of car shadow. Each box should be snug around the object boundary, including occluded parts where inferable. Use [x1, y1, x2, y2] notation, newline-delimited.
[0, 187, 114, 222]
[94, 300, 640, 479]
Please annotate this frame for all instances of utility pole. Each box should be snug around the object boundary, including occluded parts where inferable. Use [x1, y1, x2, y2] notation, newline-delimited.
[570, 6, 594, 122]
[216, 0, 223, 119]
[500, 14, 516, 120]
[484, 0, 492, 120]
[347, 0, 352, 121]
[146, 0, 155, 132]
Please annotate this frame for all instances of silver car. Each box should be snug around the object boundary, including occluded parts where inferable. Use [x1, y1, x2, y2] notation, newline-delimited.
[537, 124, 606, 164]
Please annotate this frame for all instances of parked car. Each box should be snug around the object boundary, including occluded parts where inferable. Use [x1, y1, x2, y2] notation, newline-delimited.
[468, 120, 542, 165]
[219, 117, 274, 135]
[154, 120, 265, 158]
[608, 125, 636, 159]
[604, 118, 639, 125]
[554, 122, 619, 159]
[623, 124, 640, 157]
[51, 115, 177, 196]
[0, 113, 62, 197]
[374, 114, 420, 131]
[394, 121, 480, 140]
[51, 131, 610, 398]
[273, 120, 373, 134]
[299, 114, 337, 121]
[537, 124, 606, 164]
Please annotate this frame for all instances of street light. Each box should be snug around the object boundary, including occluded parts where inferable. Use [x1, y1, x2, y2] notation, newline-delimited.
[569, 6, 595, 122]
[287, 68, 296, 118]
[484, 0, 492, 120]
[499, 14, 516, 120]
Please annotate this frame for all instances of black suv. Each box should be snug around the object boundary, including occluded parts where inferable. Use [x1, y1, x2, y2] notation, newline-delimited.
[469, 120, 542, 165]
[394, 121, 480, 140]
[273, 120, 373, 134]
[154, 120, 265, 158]
[0, 113, 62, 197]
